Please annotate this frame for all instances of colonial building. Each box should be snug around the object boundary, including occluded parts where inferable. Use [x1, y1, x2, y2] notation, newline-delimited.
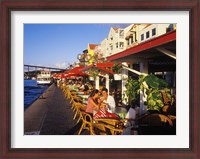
[100, 38, 109, 58]
[107, 27, 126, 56]
[138, 24, 176, 43]
[100, 24, 176, 59]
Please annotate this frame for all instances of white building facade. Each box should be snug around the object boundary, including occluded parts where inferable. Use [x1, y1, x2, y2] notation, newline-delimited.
[100, 24, 176, 59]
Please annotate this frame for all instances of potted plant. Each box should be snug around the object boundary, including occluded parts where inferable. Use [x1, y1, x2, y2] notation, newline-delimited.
[124, 74, 172, 113]
[88, 69, 100, 81]
[112, 63, 123, 80]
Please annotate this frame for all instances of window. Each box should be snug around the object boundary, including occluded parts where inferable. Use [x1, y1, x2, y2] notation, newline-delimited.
[116, 43, 118, 48]
[166, 24, 174, 32]
[131, 37, 134, 43]
[141, 34, 144, 41]
[119, 42, 124, 48]
[110, 46, 113, 50]
[152, 28, 156, 36]
[146, 31, 150, 39]
[119, 30, 124, 38]
[127, 40, 130, 46]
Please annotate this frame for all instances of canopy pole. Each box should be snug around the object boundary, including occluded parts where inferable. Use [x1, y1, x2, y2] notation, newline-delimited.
[156, 47, 176, 59]
[121, 62, 128, 105]
[105, 74, 109, 93]
[95, 76, 99, 90]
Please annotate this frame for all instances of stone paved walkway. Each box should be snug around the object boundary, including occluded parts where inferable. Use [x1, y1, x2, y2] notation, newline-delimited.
[24, 84, 89, 135]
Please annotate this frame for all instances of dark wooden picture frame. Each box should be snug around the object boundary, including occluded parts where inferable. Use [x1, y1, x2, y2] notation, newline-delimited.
[0, 0, 199, 158]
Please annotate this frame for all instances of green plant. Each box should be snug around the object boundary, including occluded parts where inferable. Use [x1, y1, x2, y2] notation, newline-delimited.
[124, 78, 140, 104]
[112, 63, 123, 74]
[124, 74, 171, 112]
[89, 69, 100, 79]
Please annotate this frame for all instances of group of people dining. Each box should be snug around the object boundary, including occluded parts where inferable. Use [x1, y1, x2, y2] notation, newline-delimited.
[58, 79, 137, 121]
[85, 87, 120, 119]
[58, 78, 138, 134]
[57, 77, 176, 135]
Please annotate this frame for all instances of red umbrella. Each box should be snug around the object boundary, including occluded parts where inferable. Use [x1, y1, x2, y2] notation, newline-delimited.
[67, 66, 88, 76]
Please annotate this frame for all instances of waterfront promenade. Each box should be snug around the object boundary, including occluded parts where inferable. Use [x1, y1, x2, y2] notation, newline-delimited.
[24, 84, 89, 135]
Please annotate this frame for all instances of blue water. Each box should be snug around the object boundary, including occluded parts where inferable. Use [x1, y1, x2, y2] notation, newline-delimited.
[24, 80, 49, 109]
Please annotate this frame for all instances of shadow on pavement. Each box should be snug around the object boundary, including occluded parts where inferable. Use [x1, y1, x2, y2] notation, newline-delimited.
[64, 121, 82, 135]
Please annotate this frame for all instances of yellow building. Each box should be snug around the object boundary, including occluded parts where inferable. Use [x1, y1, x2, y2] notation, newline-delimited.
[87, 44, 98, 65]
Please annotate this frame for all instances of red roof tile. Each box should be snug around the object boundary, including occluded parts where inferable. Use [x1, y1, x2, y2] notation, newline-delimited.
[89, 44, 98, 50]
[112, 27, 119, 31]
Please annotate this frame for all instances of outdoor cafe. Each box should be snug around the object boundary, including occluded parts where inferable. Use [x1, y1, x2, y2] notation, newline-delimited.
[52, 30, 176, 135]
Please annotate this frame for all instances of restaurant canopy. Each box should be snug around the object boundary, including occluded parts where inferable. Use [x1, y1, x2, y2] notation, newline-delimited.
[65, 66, 88, 77]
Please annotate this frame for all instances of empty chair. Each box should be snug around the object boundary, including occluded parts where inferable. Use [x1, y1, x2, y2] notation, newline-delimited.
[93, 118, 124, 135]
[78, 112, 95, 135]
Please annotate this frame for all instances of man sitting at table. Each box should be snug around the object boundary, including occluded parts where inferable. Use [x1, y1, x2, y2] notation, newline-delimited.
[100, 87, 116, 113]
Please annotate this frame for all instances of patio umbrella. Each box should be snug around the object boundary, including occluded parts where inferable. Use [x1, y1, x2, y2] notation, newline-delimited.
[67, 66, 88, 76]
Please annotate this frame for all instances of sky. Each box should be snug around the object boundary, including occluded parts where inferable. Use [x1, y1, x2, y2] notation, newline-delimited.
[24, 24, 130, 69]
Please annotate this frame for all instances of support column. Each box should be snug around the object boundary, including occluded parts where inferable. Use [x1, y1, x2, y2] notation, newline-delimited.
[105, 74, 109, 93]
[95, 76, 99, 90]
[139, 60, 148, 115]
[121, 62, 128, 105]
[140, 60, 148, 74]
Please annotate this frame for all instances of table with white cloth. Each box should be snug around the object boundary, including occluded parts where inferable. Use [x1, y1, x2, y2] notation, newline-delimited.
[78, 94, 89, 104]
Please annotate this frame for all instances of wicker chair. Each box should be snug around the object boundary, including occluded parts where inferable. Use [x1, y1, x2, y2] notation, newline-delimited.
[70, 95, 83, 111]
[73, 102, 86, 121]
[93, 118, 124, 135]
[78, 111, 95, 135]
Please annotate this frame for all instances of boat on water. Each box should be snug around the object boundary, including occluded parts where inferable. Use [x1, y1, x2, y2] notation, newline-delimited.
[36, 70, 52, 85]
[32, 77, 36, 80]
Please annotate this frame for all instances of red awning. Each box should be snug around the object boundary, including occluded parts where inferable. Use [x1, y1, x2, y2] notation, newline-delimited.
[66, 66, 88, 76]
[107, 30, 176, 61]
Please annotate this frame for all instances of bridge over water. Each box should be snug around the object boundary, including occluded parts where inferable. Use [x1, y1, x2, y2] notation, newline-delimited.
[24, 64, 66, 79]
[24, 64, 66, 71]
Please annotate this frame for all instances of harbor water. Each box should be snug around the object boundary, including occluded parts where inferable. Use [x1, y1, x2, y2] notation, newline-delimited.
[24, 80, 49, 109]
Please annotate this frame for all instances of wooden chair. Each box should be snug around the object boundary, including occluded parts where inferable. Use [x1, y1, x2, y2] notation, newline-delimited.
[73, 102, 86, 121]
[70, 95, 83, 111]
[78, 112, 95, 135]
[93, 118, 124, 135]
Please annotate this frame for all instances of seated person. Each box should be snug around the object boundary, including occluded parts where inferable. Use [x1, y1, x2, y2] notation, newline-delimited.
[78, 81, 85, 91]
[121, 105, 139, 135]
[100, 87, 116, 113]
[85, 89, 100, 117]
[124, 106, 137, 126]
[83, 83, 89, 92]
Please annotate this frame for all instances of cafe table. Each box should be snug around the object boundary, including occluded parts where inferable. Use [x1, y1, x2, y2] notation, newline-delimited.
[78, 94, 89, 104]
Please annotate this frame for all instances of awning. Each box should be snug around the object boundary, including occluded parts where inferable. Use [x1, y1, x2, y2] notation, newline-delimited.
[66, 66, 88, 76]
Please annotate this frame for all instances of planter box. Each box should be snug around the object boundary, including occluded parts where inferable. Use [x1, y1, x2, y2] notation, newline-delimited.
[114, 74, 122, 80]
[89, 77, 94, 81]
